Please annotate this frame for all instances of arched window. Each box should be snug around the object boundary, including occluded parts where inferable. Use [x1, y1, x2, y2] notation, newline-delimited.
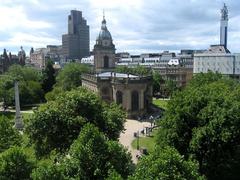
[104, 56, 109, 68]
[131, 91, 139, 111]
[116, 91, 123, 105]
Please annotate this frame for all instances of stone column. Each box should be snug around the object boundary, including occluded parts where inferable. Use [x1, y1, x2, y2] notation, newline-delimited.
[139, 89, 145, 110]
[14, 81, 24, 130]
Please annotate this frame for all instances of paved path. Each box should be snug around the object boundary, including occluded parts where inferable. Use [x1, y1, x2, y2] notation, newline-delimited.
[119, 119, 150, 164]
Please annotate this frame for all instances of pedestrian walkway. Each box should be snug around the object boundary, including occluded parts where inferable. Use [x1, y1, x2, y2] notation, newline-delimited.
[119, 119, 150, 164]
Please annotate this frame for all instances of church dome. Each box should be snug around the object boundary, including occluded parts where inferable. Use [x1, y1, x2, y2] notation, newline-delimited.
[97, 18, 112, 41]
[18, 46, 26, 57]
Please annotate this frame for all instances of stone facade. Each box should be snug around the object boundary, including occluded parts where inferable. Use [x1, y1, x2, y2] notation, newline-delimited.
[82, 16, 152, 118]
[82, 73, 152, 118]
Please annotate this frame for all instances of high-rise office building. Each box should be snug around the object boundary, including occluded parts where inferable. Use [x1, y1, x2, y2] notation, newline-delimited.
[62, 10, 89, 59]
[220, 3, 228, 49]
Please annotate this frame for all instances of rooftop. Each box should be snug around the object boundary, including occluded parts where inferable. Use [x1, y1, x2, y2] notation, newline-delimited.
[97, 72, 138, 78]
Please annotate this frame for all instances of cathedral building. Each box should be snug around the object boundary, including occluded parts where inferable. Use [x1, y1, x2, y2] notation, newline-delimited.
[82, 16, 152, 118]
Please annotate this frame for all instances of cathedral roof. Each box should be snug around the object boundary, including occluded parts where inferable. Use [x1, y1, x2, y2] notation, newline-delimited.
[97, 17, 112, 41]
[97, 72, 138, 78]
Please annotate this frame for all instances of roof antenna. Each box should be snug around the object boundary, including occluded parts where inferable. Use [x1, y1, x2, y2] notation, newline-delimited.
[103, 9, 105, 20]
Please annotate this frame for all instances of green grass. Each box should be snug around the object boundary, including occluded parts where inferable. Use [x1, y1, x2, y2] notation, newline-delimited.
[153, 99, 169, 110]
[131, 130, 158, 153]
[0, 111, 33, 124]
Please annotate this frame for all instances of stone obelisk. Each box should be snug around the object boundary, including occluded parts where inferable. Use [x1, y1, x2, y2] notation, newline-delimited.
[14, 81, 24, 130]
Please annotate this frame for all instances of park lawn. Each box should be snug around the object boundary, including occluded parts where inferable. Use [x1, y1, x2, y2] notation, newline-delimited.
[153, 99, 169, 110]
[0, 111, 33, 124]
[131, 129, 158, 153]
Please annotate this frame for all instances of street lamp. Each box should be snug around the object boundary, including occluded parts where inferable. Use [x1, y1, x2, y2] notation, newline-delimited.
[137, 130, 139, 150]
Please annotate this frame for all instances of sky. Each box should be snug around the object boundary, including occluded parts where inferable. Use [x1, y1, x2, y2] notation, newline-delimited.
[0, 0, 239, 55]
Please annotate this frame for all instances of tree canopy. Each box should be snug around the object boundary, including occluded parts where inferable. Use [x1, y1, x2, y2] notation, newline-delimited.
[0, 64, 44, 106]
[115, 65, 150, 76]
[63, 123, 133, 179]
[0, 146, 35, 180]
[156, 72, 240, 179]
[0, 117, 22, 153]
[42, 60, 56, 93]
[130, 146, 204, 180]
[32, 124, 133, 179]
[55, 62, 89, 91]
[26, 87, 126, 157]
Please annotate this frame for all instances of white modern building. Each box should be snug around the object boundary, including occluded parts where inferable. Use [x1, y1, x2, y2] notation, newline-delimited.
[194, 4, 240, 78]
[194, 45, 240, 77]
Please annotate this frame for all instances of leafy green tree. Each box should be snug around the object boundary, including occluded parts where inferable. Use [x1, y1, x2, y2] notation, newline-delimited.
[44, 86, 64, 101]
[163, 79, 178, 97]
[26, 87, 126, 157]
[55, 63, 89, 91]
[0, 76, 14, 107]
[63, 124, 133, 179]
[103, 103, 126, 140]
[0, 117, 22, 153]
[42, 60, 56, 93]
[0, 146, 35, 180]
[115, 65, 150, 76]
[106, 169, 123, 180]
[130, 146, 204, 180]
[31, 161, 66, 180]
[0, 65, 43, 106]
[6, 64, 41, 82]
[156, 72, 240, 179]
[152, 71, 163, 95]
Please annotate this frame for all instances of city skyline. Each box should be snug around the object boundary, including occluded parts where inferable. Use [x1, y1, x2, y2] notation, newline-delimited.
[0, 0, 240, 55]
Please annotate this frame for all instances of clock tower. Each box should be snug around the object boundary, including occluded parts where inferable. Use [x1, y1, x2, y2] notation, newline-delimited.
[94, 15, 116, 73]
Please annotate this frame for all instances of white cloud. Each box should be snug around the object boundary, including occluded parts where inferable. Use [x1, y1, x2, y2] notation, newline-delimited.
[0, 6, 52, 32]
[0, 0, 240, 54]
[0, 32, 59, 47]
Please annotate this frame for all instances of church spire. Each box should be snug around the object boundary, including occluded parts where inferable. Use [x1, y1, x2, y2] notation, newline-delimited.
[101, 10, 107, 30]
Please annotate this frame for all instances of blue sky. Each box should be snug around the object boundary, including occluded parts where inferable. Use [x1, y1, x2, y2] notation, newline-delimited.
[0, 0, 239, 55]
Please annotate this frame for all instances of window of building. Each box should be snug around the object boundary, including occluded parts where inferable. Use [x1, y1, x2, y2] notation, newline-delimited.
[104, 56, 109, 68]
[131, 91, 139, 111]
[116, 91, 123, 105]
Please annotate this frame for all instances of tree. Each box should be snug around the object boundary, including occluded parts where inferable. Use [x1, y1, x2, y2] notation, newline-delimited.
[163, 79, 178, 97]
[55, 63, 89, 91]
[0, 76, 14, 107]
[63, 124, 133, 179]
[42, 60, 56, 93]
[115, 65, 150, 76]
[156, 72, 240, 179]
[0, 117, 22, 153]
[6, 64, 41, 82]
[26, 87, 126, 157]
[130, 146, 204, 180]
[152, 71, 163, 95]
[31, 161, 66, 180]
[0, 147, 35, 180]
[0, 65, 44, 106]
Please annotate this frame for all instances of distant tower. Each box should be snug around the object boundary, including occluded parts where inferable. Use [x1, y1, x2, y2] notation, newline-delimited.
[220, 3, 228, 49]
[18, 46, 26, 66]
[62, 10, 90, 60]
[93, 14, 115, 73]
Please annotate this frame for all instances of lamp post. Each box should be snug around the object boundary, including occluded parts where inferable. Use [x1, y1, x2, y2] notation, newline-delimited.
[137, 130, 139, 150]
